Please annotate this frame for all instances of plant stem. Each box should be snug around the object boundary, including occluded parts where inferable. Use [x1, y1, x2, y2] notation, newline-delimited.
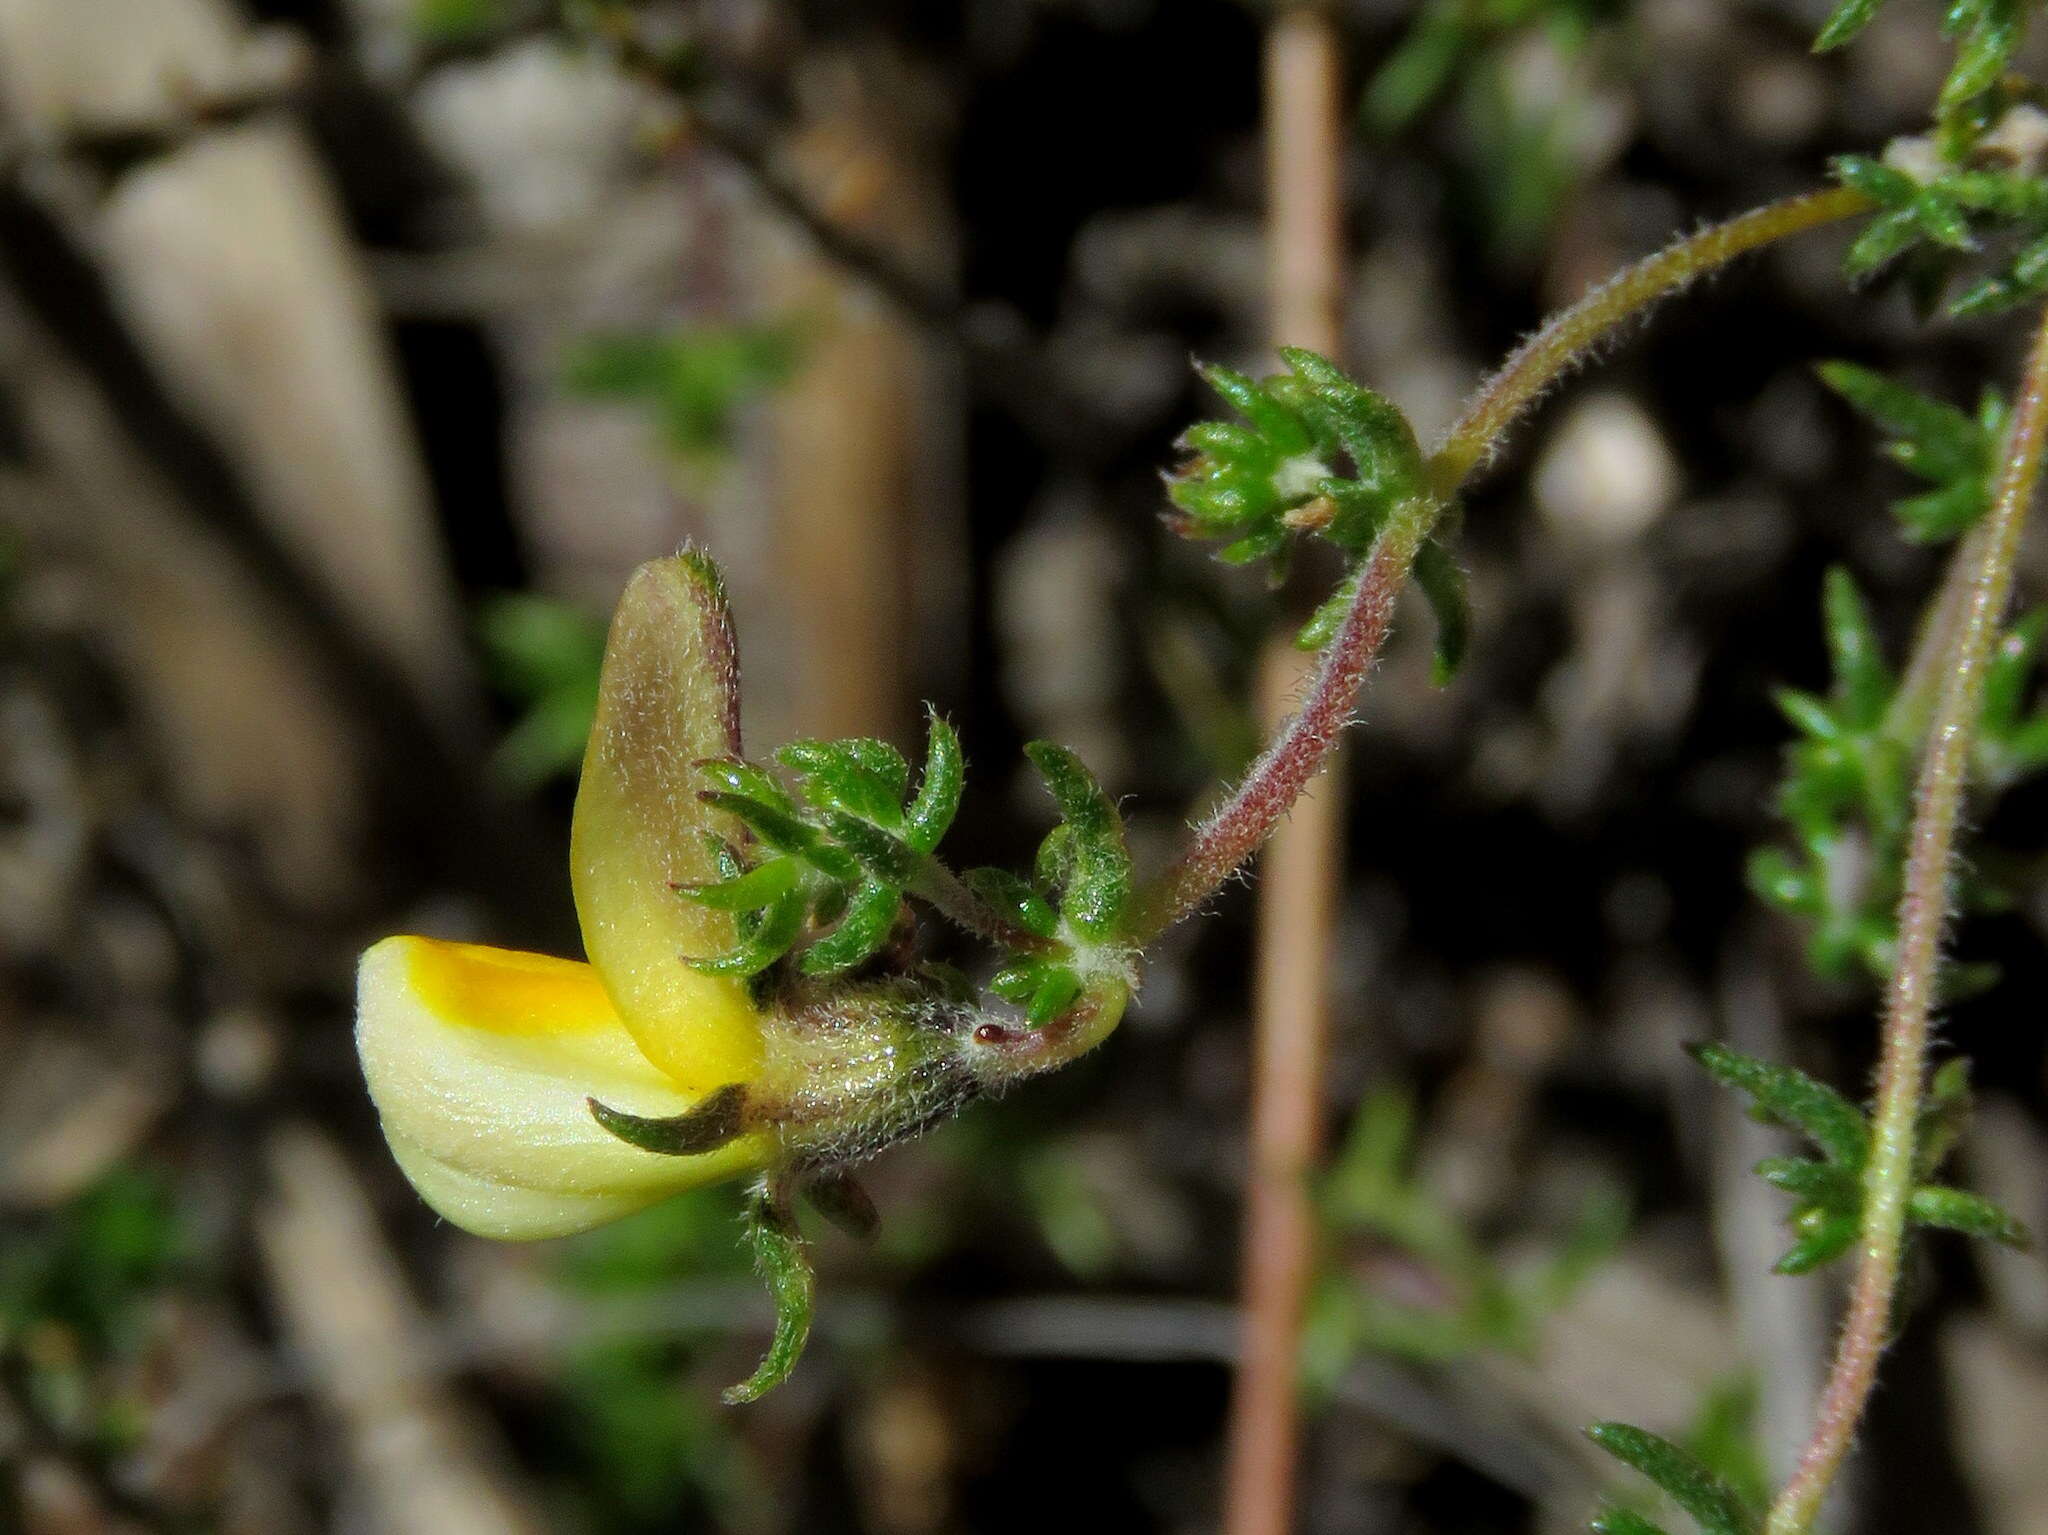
[1764, 300, 2048, 1535]
[1884, 517, 1992, 748]
[1429, 185, 1872, 496]
[1222, 10, 1347, 1534]
[1131, 186, 1872, 941]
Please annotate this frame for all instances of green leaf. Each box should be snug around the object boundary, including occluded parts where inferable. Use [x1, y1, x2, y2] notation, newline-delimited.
[1754, 1156, 1859, 1209]
[696, 757, 798, 813]
[1914, 1056, 1975, 1179]
[818, 813, 921, 886]
[962, 867, 1059, 939]
[777, 737, 910, 827]
[1686, 1044, 1869, 1169]
[1591, 1510, 1673, 1535]
[1585, 1422, 1757, 1535]
[1908, 1185, 2031, 1246]
[1844, 206, 1929, 278]
[905, 713, 965, 853]
[564, 322, 799, 465]
[723, 1189, 815, 1404]
[1813, 0, 1884, 49]
[675, 857, 801, 912]
[1414, 536, 1472, 684]
[699, 792, 861, 883]
[1296, 565, 1364, 651]
[588, 1083, 751, 1156]
[1774, 1210, 1860, 1275]
[1025, 965, 1085, 1025]
[686, 888, 807, 977]
[1821, 567, 1893, 727]
[1979, 612, 2043, 738]
[1167, 352, 1425, 572]
[797, 878, 902, 975]
[1024, 742, 1133, 940]
[1941, 0, 2021, 111]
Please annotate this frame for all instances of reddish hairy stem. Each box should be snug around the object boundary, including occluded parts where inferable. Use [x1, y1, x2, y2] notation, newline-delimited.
[1765, 300, 2048, 1535]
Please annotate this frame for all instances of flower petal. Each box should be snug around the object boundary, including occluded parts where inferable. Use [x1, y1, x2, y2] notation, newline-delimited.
[571, 551, 763, 1092]
[356, 936, 770, 1240]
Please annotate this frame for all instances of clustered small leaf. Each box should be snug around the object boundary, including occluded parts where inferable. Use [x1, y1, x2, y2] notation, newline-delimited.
[680, 713, 964, 978]
[1832, 150, 2048, 316]
[1749, 565, 2048, 990]
[1817, 362, 2005, 541]
[1166, 348, 1470, 681]
[1816, 0, 2033, 145]
[1688, 1044, 2030, 1275]
[1585, 1422, 1756, 1535]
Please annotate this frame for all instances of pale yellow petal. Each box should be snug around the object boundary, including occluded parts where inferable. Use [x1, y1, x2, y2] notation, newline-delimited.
[355, 936, 770, 1240]
[571, 552, 762, 1092]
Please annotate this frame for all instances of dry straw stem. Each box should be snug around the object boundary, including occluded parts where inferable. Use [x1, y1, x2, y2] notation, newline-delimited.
[1765, 299, 2048, 1535]
[1220, 11, 1347, 1535]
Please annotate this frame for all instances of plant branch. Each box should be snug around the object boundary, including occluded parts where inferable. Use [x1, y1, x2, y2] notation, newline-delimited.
[1131, 186, 1873, 941]
[1764, 300, 2048, 1535]
[1428, 186, 1873, 497]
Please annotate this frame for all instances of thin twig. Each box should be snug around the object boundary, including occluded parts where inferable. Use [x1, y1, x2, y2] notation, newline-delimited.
[1428, 186, 1873, 497]
[1221, 11, 1348, 1535]
[1764, 299, 2048, 1535]
[1130, 186, 1873, 940]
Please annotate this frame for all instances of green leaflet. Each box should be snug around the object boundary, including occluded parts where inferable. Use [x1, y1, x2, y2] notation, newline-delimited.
[1585, 1422, 1757, 1535]
[1024, 742, 1134, 941]
[723, 1188, 815, 1405]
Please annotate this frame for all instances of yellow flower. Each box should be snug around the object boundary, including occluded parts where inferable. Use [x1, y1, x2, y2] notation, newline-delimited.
[356, 553, 775, 1240]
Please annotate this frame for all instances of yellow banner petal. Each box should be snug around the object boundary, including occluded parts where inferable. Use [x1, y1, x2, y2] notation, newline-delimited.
[356, 936, 770, 1240]
[570, 551, 763, 1091]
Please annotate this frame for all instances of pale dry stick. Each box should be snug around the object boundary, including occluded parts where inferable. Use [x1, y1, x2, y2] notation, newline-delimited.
[1133, 186, 1874, 942]
[1765, 300, 2048, 1535]
[1219, 11, 1348, 1535]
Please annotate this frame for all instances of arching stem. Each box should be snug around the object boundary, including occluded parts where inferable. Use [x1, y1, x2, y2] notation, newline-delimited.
[1129, 186, 1873, 941]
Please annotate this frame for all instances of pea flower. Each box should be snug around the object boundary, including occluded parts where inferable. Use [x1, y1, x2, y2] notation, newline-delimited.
[357, 549, 1129, 1395]
[356, 552, 793, 1239]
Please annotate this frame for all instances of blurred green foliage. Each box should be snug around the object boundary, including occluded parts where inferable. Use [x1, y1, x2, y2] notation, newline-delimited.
[1303, 1086, 1627, 1386]
[1365, 0, 1632, 258]
[563, 323, 802, 467]
[478, 593, 610, 791]
[1, 1170, 186, 1353]
[410, 0, 510, 44]
[547, 1190, 763, 1529]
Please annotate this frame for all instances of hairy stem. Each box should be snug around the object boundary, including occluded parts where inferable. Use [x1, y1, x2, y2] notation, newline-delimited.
[1764, 301, 2048, 1535]
[1130, 186, 1873, 940]
[1429, 185, 1871, 495]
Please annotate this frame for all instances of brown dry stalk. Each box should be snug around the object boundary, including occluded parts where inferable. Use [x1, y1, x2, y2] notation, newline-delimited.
[1220, 11, 1347, 1535]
